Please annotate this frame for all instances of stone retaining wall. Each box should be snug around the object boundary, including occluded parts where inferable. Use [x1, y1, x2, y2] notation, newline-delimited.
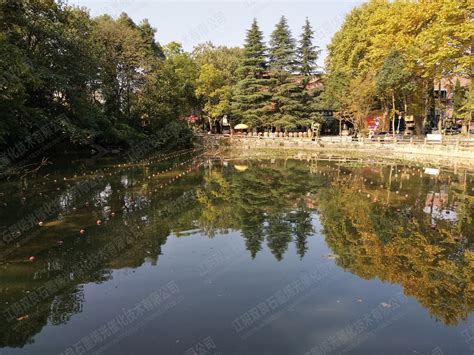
[201, 135, 474, 167]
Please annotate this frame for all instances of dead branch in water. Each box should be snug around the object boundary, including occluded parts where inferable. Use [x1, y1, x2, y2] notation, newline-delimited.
[2, 157, 52, 181]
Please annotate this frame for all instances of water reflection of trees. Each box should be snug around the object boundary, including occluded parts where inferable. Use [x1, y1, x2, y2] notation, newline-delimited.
[196, 161, 327, 259]
[0, 219, 169, 348]
[0, 159, 473, 349]
[316, 169, 473, 326]
[0, 172, 198, 348]
[195, 160, 473, 326]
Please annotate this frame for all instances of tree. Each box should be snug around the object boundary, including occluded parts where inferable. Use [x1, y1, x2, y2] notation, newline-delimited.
[138, 19, 165, 59]
[0, 33, 32, 145]
[135, 43, 199, 130]
[268, 16, 296, 72]
[453, 79, 465, 119]
[0, 0, 104, 145]
[133, 60, 180, 130]
[376, 51, 414, 135]
[325, 0, 473, 136]
[460, 86, 474, 134]
[318, 70, 351, 134]
[93, 15, 150, 125]
[297, 18, 321, 125]
[267, 16, 306, 130]
[347, 74, 376, 133]
[192, 42, 243, 85]
[231, 19, 271, 128]
[0, 0, 194, 153]
[163, 41, 184, 57]
[162, 43, 200, 116]
[196, 64, 228, 128]
[297, 18, 319, 78]
[193, 43, 243, 129]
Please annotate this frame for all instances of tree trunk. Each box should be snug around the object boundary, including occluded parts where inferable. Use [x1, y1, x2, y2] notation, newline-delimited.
[468, 36, 474, 135]
[402, 95, 408, 134]
[438, 81, 443, 134]
[392, 92, 396, 136]
[423, 78, 435, 134]
[381, 99, 390, 131]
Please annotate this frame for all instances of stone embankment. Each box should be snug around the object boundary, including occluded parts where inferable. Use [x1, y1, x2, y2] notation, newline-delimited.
[199, 134, 474, 168]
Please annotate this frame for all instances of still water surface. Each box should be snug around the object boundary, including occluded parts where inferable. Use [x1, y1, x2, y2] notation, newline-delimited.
[0, 150, 473, 354]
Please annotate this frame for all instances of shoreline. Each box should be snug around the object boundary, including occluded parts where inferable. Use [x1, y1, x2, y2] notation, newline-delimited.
[201, 136, 474, 170]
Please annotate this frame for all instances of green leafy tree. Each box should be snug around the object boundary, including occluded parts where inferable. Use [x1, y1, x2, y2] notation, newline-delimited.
[460, 86, 474, 133]
[0, 0, 104, 145]
[376, 50, 414, 135]
[325, 0, 473, 135]
[193, 44, 243, 128]
[0, 0, 195, 152]
[196, 64, 231, 127]
[0, 33, 32, 145]
[192, 42, 243, 85]
[162, 43, 200, 116]
[135, 44, 199, 131]
[453, 79, 465, 119]
[138, 19, 165, 59]
[93, 14, 150, 125]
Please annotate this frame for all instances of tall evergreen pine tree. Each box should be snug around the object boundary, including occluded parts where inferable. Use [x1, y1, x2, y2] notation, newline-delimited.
[297, 18, 322, 124]
[269, 16, 296, 72]
[268, 16, 305, 130]
[298, 18, 319, 78]
[231, 19, 271, 128]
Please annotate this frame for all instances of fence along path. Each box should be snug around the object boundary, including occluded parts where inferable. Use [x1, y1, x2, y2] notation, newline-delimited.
[199, 133, 474, 148]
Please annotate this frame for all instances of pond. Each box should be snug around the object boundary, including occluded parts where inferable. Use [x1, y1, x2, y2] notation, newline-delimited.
[0, 149, 473, 355]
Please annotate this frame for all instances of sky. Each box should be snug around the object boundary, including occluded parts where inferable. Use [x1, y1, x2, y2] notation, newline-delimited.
[69, 0, 365, 67]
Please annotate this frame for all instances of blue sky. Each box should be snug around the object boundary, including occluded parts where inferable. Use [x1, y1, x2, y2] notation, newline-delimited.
[70, 0, 364, 67]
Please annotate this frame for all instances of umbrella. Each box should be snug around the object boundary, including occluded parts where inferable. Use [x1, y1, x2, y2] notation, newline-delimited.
[234, 123, 249, 130]
[234, 165, 248, 172]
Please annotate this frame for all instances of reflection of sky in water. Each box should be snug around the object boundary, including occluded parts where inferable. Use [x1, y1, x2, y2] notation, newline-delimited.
[423, 206, 458, 221]
[0, 158, 472, 354]
[94, 183, 113, 217]
[122, 192, 150, 214]
[120, 175, 129, 188]
[95, 183, 112, 207]
[423, 189, 458, 222]
[58, 191, 73, 211]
